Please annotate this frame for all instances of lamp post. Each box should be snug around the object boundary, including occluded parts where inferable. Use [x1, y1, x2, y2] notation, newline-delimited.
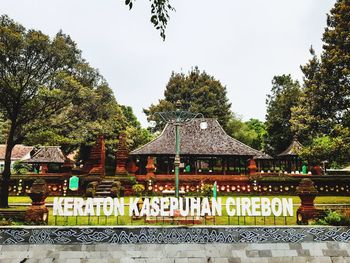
[152, 100, 207, 198]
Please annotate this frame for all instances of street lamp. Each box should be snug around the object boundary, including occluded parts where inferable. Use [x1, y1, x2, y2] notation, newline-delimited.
[151, 100, 207, 198]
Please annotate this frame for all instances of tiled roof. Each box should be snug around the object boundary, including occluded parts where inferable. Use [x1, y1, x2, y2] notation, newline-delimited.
[0, 144, 34, 160]
[25, 146, 66, 163]
[131, 118, 271, 158]
[278, 139, 303, 157]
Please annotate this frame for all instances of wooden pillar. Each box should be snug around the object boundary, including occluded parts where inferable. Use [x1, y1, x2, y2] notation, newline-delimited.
[167, 156, 170, 174]
[226, 157, 229, 174]
[222, 157, 226, 175]
[40, 163, 48, 174]
[194, 158, 197, 175]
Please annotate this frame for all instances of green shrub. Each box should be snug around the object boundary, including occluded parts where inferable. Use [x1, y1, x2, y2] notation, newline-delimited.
[0, 218, 12, 226]
[13, 161, 29, 174]
[132, 184, 145, 197]
[202, 184, 213, 198]
[129, 176, 137, 185]
[315, 210, 350, 226]
[111, 180, 122, 197]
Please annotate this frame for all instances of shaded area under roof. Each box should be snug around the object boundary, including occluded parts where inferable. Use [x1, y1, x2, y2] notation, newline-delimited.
[0, 144, 34, 160]
[25, 146, 66, 163]
[278, 139, 303, 157]
[131, 118, 271, 158]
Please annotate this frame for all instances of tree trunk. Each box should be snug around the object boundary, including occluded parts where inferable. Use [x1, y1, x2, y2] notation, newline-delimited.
[0, 123, 16, 208]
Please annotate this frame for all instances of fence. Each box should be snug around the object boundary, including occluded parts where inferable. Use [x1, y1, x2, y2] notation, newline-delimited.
[49, 203, 350, 226]
[51, 213, 297, 226]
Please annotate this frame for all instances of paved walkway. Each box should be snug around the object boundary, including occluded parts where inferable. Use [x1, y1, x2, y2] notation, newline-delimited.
[1, 242, 350, 263]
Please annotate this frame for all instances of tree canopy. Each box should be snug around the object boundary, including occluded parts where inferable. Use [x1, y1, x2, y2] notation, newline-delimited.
[264, 74, 302, 156]
[226, 117, 266, 151]
[144, 67, 232, 132]
[0, 15, 150, 207]
[290, 0, 350, 167]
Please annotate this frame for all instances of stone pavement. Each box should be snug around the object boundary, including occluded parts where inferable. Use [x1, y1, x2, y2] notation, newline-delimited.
[1, 241, 350, 263]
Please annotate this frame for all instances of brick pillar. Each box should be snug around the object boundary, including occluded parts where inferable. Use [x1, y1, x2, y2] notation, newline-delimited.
[25, 179, 49, 224]
[115, 132, 129, 176]
[248, 159, 257, 175]
[83, 135, 105, 176]
[146, 156, 155, 180]
[296, 178, 324, 224]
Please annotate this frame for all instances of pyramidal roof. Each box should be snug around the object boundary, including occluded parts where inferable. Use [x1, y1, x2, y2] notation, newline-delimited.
[131, 118, 271, 158]
[25, 146, 66, 163]
[278, 138, 303, 157]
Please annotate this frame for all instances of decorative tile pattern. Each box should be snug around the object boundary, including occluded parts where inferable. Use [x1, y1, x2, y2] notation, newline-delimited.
[0, 227, 349, 245]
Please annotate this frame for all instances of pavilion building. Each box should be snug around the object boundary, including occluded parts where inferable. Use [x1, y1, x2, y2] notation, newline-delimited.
[25, 146, 69, 174]
[130, 119, 271, 191]
[276, 138, 304, 173]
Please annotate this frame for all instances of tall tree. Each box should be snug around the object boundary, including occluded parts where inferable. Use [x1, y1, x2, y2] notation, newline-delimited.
[291, 0, 350, 167]
[0, 15, 145, 206]
[320, 0, 350, 126]
[144, 67, 232, 132]
[0, 15, 85, 207]
[264, 75, 301, 155]
[292, 0, 350, 134]
[290, 47, 322, 140]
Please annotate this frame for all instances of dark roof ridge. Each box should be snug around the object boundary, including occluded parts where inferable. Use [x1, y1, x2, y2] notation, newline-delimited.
[131, 118, 271, 158]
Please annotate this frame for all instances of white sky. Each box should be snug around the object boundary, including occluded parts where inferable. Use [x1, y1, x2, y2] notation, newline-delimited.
[1, 0, 335, 127]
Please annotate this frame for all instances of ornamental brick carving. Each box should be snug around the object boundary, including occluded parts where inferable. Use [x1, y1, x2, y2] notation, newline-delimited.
[115, 132, 129, 176]
[83, 135, 106, 176]
[146, 156, 156, 180]
[248, 159, 257, 175]
[25, 179, 49, 224]
[127, 160, 139, 174]
[296, 178, 324, 224]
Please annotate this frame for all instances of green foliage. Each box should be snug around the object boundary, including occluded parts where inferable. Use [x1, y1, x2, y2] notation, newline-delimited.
[0, 15, 151, 179]
[256, 176, 300, 182]
[315, 210, 350, 226]
[0, 16, 84, 151]
[291, 1, 350, 166]
[124, 0, 175, 40]
[226, 117, 266, 150]
[144, 67, 232, 133]
[264, 75, 302, 155]
[246, 119, 266, 150]
[85, 181, 98, 198]
[0, 15, 132, 160]
[298, 125, 350, 167]
[122, 105, 154, 151]
[0, 114, 7, 144]
[0, 218, 13, 226]
[132, 184, 145, 197]
[12, 162, 29, 175]
[201, 184, 213, 198]
[111, 181, 122, 198]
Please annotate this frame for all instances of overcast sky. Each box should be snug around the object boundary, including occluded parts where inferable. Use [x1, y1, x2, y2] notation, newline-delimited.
[2, 0, 335, 127]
